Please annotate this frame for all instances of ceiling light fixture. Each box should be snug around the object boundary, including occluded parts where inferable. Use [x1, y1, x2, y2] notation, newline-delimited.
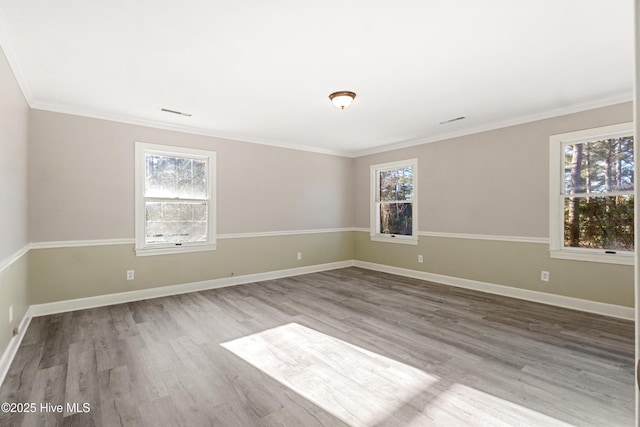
[329, 91, 356, 110]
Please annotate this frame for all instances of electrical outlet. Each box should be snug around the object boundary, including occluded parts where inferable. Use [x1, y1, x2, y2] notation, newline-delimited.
[297, 252, 302, 261]
[9, 305, 13, 323]
[127, 270, 135, 281]
[541, 271, 550, 282]
[418, 255, 424, 263]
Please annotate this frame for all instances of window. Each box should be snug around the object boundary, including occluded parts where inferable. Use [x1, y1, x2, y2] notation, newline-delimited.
[549, 123, 634, 265]
[135, 142, 216, 256]
[370, 159, 418, 244]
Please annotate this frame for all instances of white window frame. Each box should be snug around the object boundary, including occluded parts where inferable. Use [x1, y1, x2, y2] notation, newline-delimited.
[135, 142, 217, 256]
[370, 158, 418, 245]
[549, 122, 634, 265]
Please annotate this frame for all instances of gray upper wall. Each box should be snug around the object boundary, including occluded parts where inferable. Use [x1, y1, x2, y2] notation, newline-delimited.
[0, 45, 29, 260]
[18, 95, 636, 245]
[354, 102, 633, 238]
[28, 110, 354, 242]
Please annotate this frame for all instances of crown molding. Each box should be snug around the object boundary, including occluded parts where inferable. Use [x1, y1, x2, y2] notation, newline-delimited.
[33, 93, 632, 159]
[29, 103, 352, 158]
[1, 7, 631, 162]
[351, 93, 633, 157]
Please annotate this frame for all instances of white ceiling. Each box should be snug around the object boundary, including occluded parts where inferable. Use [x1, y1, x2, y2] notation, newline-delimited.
[0, 1, 633, 156]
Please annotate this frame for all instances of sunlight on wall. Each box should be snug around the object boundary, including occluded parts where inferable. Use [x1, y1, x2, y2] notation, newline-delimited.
[221, 323, 572, 426]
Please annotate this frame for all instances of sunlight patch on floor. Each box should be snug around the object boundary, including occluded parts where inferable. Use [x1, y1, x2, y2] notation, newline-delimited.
[221, 323, 439, 425]
[426, 382, 574, 427]
[221, 323, 573, 426]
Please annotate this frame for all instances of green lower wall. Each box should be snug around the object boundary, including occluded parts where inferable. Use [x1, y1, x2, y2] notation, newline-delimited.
[0, 251, 29, 357]
[354, 231, 634, 307]
[10, 229, 637, 317]
[1, 230, 635, 370]
[29, 231, 355, 305]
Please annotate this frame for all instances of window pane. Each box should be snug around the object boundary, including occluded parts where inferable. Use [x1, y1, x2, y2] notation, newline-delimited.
[379, 167, 413, 201]
[145, 154, 207, 199]
[563, 136, 634, 194]
[379, 202, 412, 236]
[145, 201, 208, 244]
[563, 195, 634, 251]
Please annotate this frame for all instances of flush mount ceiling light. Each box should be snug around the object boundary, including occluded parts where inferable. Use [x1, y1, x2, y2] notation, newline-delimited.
[329, 91, 356, 110]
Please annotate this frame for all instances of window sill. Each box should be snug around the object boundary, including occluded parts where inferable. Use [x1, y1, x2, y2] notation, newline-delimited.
[370, 235, 418, 245]
[135, 243, 217, 257]
[549, 248, 634, 265]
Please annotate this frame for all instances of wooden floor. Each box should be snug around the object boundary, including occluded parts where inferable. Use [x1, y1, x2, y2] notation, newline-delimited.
[0, 267, 634, 426]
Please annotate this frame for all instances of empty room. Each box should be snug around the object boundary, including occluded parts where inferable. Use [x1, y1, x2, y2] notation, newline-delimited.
[0, 1, 637, 426]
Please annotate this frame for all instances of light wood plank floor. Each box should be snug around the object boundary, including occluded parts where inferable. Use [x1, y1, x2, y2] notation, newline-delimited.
[0, 267, 634, 426]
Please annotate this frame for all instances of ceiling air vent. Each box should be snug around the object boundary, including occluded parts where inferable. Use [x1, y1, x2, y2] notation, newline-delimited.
[161, 108, 192, 117]
[439, 116, 466, 125]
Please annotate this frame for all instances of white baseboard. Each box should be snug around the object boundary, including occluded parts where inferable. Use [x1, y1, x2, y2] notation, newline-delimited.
[4, 262, 352, 386]
[0, 307, 33, 387]
[31, 259, 629, 320]
[1, 259, 633, 388]
[29, 260, 355, 317]
[354, 261, 634, 320]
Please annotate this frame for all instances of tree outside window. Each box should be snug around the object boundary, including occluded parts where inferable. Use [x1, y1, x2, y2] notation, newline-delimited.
[378, 166, 414, 235]
[563, 136, 634, 251]
[550, 123, 634, 265]
[370, 159, 418, 245]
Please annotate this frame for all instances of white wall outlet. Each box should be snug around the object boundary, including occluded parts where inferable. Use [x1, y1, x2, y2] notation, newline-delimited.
[297, 252, 302, 261]
[9, 305, 13, 323]
[541, 271, 550, 282]
[127, 270, 135, 280]
[418, 255, 424, 263]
